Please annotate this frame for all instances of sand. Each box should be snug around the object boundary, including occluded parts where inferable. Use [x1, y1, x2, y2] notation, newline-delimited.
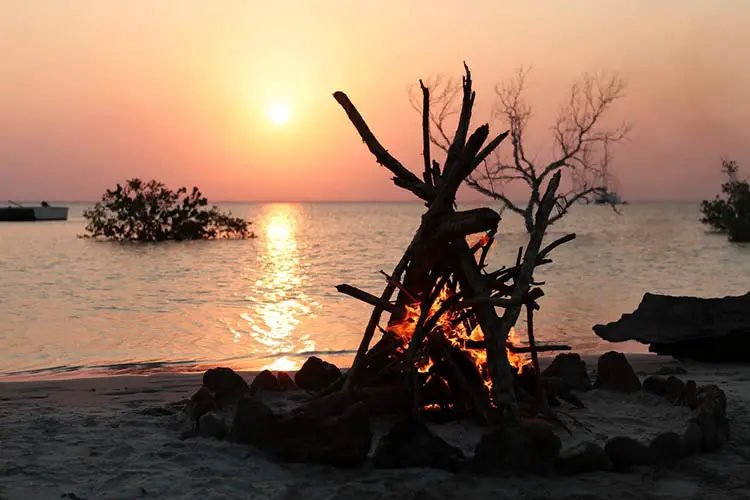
[1, 354, 749, 500]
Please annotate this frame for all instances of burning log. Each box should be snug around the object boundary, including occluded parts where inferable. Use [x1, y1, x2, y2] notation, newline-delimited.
[332, 63, 575, 426]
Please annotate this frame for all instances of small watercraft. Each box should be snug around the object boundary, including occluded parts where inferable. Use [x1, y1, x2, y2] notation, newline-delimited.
[0, 201, 69, 221]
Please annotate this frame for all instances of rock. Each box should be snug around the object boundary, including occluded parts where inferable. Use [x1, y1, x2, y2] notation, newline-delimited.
[187, 385, 215, 421]
[684, 380, 699, 409]
[294, 356, 342, 391]
[197, 411, 227, 439]
[695, 396, 731, 453]
[693, 385, 730, 452]
[541, 353, 592, 392]
[373, 418, 464, 471]
[664, 376, 685, 405]
[593, 292, 750, 362]
[277, 372, 297, 390]
[273, 402, 372, 467]
[202, 367, 249, 407]
[655, 366, 687, 376]
[594, 352, 641, 393]
[230, 397, 278, 447]
[303, 386, 403, 419]
[649, 432, 685, 463]
[556, 442, 611, 475]
[642, 376, 667, 397]
[249, 370, 281, 394]
[697, 385, 727, 416]
[682, 421, 703, 456]
[604, 436, 652, 470]
[472, 419, 561, 475]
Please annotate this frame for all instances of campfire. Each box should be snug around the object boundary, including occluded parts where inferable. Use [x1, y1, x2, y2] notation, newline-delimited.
[330, 64, 576, 425]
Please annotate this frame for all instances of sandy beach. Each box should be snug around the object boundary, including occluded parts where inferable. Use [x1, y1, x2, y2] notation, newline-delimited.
[0, 354, 748, 500]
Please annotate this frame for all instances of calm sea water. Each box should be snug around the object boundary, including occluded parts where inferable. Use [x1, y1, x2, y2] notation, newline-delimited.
[1, 201, 748, 380]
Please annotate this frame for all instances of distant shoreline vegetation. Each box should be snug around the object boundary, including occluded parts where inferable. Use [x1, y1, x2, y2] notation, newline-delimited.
[700, 159, 750, 242]
[80, 178, 255, 242]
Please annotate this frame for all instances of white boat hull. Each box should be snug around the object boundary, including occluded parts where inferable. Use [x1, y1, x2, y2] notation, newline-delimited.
[33, 206, 69, 221]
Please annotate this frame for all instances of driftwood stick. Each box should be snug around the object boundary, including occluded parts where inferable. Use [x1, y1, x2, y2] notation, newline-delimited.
[451, 240, 520, 425]
[379, 269, 418, 303]
[405, 291, 436, 414]
[431, 160, 441, 186]
[478, 230, 496, 269]
[510, 344, 570, 354]
[538, 232, 576, 260]
[333, 91, 433, 200]
[434, 125, 491, 207]
[486, 232, 575, 286]
[471, 131, 511, 172]
[419, 80, 432, 186]
[459, 296, 524, 309]
[495, 172, 564, 365]
[335, 284, 401, 315]
[343, 254, 409, 391]
[526, 305, 540, 373]
[443, 62, 475, 177]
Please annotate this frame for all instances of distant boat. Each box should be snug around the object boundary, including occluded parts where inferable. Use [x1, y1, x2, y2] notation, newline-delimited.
[0, 201, 69, 221]
[593, 191, 627, 205]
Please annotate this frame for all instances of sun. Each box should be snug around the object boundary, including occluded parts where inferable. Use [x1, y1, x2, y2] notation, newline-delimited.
[268, 102, 291, 125]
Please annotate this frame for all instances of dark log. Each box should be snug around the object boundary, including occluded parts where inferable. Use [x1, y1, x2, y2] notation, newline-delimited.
[593, 292, 750, 362]
[335, 284, 401, 315]
[434, 208, 501, 240]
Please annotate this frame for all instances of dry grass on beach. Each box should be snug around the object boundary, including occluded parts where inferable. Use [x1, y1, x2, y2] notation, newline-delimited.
[0, 354, 748, 500]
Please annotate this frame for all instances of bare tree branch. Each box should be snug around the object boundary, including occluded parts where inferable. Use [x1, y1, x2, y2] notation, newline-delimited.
[474, 68, 629, 232]
[409, 66, 630, 232]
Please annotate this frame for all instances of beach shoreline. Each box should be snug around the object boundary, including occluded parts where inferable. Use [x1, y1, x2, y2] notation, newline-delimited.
[1, 354, 748, 500]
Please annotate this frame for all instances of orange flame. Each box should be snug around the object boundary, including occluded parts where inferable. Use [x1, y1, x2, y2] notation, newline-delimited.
[386, 284, 530, 403]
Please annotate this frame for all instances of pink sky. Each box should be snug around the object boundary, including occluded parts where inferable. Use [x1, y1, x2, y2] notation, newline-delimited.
[2, 1, 749, 202]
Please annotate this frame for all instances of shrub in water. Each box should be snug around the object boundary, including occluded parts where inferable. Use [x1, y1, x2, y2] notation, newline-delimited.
[700, 160, 750, 242]
[81, 178, 253, 241]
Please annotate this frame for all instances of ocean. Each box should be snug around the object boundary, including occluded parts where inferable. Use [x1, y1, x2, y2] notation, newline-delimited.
[1, 201, 748, 380]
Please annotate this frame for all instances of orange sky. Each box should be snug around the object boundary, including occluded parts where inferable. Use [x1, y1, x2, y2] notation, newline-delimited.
[1, 1, 749, 202]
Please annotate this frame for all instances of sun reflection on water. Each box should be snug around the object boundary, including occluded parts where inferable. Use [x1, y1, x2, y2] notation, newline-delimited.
[240, 204, 317, 370]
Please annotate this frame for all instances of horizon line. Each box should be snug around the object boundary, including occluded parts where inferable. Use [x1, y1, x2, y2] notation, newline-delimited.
[4, 198, 705, 204]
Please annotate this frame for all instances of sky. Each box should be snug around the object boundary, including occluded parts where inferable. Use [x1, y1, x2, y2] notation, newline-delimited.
[1, 1, 749, 202]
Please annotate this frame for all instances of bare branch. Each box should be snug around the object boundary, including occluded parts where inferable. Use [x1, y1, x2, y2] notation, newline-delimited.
[334, 91, 435, 201]
[419, 80, 433, 186]
[465, 177, 526, 216]
[464, 67, 630, 233]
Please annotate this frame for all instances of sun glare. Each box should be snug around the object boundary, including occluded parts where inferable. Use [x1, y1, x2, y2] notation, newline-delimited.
[268, 102, 291, 125]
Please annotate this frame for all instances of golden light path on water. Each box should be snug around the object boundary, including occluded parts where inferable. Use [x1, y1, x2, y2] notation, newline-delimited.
[238, 204, 318, 371]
